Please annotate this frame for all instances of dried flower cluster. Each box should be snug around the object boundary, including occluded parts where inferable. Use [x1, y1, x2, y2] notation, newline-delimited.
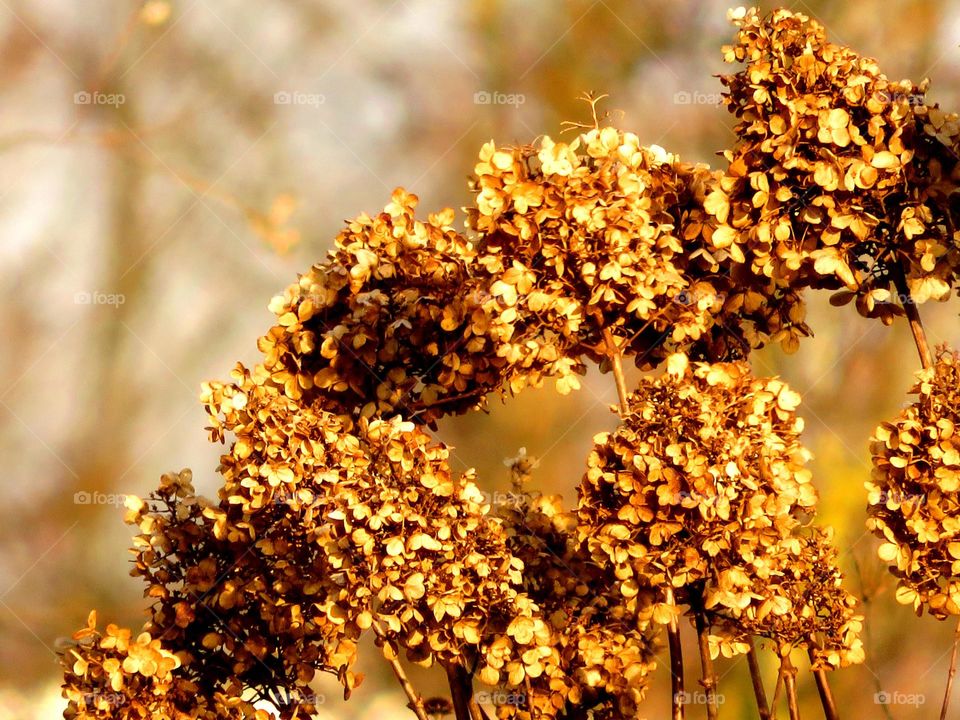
[868, 347, 960, 619]
[62, 5, 960, 720]
[494, 490, 659, 718]
[577, 354, 862, 667]
[714, 7, 960, 323]
[468, 126, 808, 373]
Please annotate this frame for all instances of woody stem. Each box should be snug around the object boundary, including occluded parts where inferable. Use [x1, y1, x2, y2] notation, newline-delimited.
[781, 653, 801, 720]
[446, 663, 475, 720]
[602, 326, 630, 414]
[666, 586, 686, 720]
[747, 638, 771, 720]
[892, 261, 933, 370]
[939, 617, 960, 720]
[691, 592, 719, 720]
[807, 645, 839, 720]
[372, 622, 430, 720]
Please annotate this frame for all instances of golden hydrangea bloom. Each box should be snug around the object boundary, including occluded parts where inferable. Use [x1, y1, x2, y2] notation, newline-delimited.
[577, 354, 861, 666]
[61, 610, 270, 719]
[714, 8, 960, 321]
[868, 347, 960, 619]
[494, 492, 658, 719]
[705, 528, 864, 668]
[467, 126, 805, 382]
[257, 188, 502, 423]
[123, 469, 355, 719]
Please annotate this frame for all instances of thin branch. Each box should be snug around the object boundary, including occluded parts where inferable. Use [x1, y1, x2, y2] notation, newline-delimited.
[747, 638, 771, 720]
[468, 697, 491, 720]
[806, 645, 839, 720]
[771, 662, 785, 719]
[666, 586, 685, 720]
[939, 616, 960, 720]
[891, 261, 933, 370]
[446, 663, 475, 720]
[691, 592, 718, 720]
[372, 622, 430, 720]
[781, 653, 801, 720]
[595, 316, 629, 414]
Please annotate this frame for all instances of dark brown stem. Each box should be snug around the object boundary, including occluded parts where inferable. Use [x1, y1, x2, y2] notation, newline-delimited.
[806, 645, 839, 720]
[666, 586, 686, 720]
[939, 617, 960, 720]
[593, 312, 630, 415]
[692, 596, 719, 720]
[771, 663, 785, 720]
[781, 653, 801, 720]
[468, 696, 490, 720]
[372, 622, 430, 720]
[446, 663, 474, 720]
[747, 638, 771, 720]
[892, 262, 933, 370]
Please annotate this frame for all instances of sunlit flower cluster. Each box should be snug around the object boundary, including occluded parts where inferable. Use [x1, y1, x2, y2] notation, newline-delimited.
[577, 354, 862, 665]
[868, 347, 960, 618]
[715, 7, 960, 322]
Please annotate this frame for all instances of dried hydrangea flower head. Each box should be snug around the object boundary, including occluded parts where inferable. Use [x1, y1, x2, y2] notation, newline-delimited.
[257, 188, 502, 423]
[494, 491, 659, 719]
[715, 7, 960, 322]
[471, 128, 769, 381]
[706, 528, 864, 669]
[577, 354, 860, 665]
[868, 347, 960, 619]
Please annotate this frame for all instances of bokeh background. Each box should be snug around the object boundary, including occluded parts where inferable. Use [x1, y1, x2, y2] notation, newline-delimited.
[3, 0, 960, 717]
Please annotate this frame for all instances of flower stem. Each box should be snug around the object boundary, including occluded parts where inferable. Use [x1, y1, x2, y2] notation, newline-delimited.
[446, 663, 475, 720]
[939, 617, 960, 720]
[372, 621, 430, 720]
[691, 593, 718, 720]
[747, 638, 771, 720]
[806, 645, 838, 720]
[781, 653, 801, 720]
[892, 262, 933, 370]
[666, 586, 686, 720]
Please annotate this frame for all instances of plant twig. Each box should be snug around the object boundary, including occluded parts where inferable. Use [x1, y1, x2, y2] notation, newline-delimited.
[747, 638, 771, 720]
[691, 593, 719, 720]
[771, 662, 785, 720]
[939, 616, 960, 720]
[372, 622, 430, 720]
[597, 320, 630, 414]
[892, 261, 933, 370]
[468, 696, 491, 720]
[806, 645, 839, 720]
[666, 586, 686, 720]
[446, 663, 475, 720]
[781, 653, 801, 720]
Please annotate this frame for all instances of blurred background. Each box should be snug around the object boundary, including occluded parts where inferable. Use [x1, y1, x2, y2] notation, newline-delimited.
[2, 0, 960, 717]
